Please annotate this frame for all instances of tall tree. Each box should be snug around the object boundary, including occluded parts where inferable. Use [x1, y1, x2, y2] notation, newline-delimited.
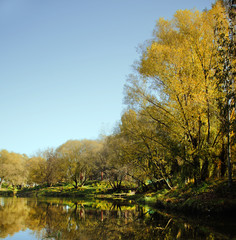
[124, 2, 233, 184]
[214, 0, 236, 186]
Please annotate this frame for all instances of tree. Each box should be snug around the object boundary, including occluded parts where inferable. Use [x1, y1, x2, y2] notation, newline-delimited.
[213, 0, 236, 186]
[0, 150, 9, 188]
[57, 139, 102, 188]
[0, 150, 27, 188]
[27, 155, 47, 185]
[43, 148, 65, 187]
[124, 2, 233, 184]
[97, 134, 131, 191]
[119, 109, 175, 190]
[27, 149, 65, 186]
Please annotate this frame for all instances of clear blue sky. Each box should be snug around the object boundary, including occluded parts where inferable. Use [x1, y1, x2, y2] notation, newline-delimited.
[0, 0, 214, 156]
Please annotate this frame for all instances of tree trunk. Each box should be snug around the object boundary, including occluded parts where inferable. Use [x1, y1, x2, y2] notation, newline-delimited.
[227, 104, 232, 187]
[193, 156, 200, 185]
[200, 158, 209, 181]
[219, 143, 227, 177]
[73, 177, 78, 189]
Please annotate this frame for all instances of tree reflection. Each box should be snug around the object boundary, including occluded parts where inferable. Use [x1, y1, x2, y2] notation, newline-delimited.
[0, 197, 233, 240]
[0, 198, 29, 238]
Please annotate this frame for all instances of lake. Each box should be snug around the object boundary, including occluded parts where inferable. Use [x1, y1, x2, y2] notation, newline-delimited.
[0, 197, 235, 240]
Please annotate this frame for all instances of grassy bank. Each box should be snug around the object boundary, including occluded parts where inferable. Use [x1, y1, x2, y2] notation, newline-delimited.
[0, 188, 16, 197]
[13, 181, 136, 200]
[1, 178, 235, 216]
[133, 178, 236, 216]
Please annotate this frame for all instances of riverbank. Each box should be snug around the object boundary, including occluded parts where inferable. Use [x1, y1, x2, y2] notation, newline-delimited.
[135, 178, 236, 217]
[1, 178, 235, 216]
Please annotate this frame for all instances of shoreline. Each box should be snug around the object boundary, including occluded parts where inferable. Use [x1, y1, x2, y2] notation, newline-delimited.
[1, 178, 235, 217]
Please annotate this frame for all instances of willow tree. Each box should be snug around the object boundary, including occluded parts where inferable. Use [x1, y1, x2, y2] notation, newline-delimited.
[125, 2, 231, 183]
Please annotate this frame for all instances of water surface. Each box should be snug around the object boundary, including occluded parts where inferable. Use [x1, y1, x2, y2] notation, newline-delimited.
[0, 197, 235, 239]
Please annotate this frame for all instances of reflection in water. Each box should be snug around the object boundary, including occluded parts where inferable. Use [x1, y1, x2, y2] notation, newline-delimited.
[0, 197, 235, 240]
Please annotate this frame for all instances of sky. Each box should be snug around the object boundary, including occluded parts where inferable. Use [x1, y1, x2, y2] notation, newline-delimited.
[0, 0, 214, 156]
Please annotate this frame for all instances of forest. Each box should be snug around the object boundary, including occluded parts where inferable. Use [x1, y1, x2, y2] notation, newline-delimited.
[0, 1, 235, 196]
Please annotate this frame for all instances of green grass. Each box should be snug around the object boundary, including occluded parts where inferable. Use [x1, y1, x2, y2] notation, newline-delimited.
[143, 178, 236, 216]
[0, 188, 16, 196]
